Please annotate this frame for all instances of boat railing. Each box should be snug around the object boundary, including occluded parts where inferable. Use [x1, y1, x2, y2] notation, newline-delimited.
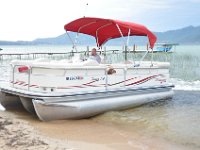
[12, 65, 31, 90]
[12, 64, 128, 91]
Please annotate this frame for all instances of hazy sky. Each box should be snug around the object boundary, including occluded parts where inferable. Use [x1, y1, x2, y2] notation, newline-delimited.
[0, 0, 199, 41]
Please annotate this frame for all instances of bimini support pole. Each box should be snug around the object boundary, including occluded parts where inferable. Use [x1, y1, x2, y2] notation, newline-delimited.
[74, 32, 79, 53]
[116, 24, 129, 61]
[66, 31, 78, 54]
[150, 47, 154, 67]
[127, 28, 131, 49]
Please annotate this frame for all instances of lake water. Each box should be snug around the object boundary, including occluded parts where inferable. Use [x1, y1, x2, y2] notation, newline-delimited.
[0, 45, 200, 149]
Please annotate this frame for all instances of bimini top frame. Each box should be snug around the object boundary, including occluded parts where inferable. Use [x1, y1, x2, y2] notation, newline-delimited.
[64, 17, 156, 48]
[64, 17, 157, 61]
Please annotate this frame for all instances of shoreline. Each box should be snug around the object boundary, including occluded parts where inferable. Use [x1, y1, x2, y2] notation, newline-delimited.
[0, 108, 193, 150]
[0, 110, 114, 150]
[0, 111, 72, 150]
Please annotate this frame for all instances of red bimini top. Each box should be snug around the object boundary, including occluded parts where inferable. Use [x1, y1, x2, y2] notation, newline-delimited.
[64, 17, 157, 49]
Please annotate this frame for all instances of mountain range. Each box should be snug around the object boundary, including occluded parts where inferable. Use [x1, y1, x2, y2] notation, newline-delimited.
[0, 25, 200, 45]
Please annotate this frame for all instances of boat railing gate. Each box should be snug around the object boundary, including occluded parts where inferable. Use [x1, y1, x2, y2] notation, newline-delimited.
[12, 65, 128, 91]
[12, 65, 30, 90]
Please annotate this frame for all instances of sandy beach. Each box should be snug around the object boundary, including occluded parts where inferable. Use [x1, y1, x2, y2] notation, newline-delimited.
[0, 111, 72, 150]
[0, 106, 193, 150]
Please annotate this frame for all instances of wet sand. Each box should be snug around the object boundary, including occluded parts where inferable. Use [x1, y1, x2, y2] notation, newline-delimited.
[0, 108, 193, 150]
[0, 111, 73, 150]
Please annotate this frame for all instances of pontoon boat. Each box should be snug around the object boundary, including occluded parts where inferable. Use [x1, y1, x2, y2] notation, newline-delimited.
[0, 17, 174, 121]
